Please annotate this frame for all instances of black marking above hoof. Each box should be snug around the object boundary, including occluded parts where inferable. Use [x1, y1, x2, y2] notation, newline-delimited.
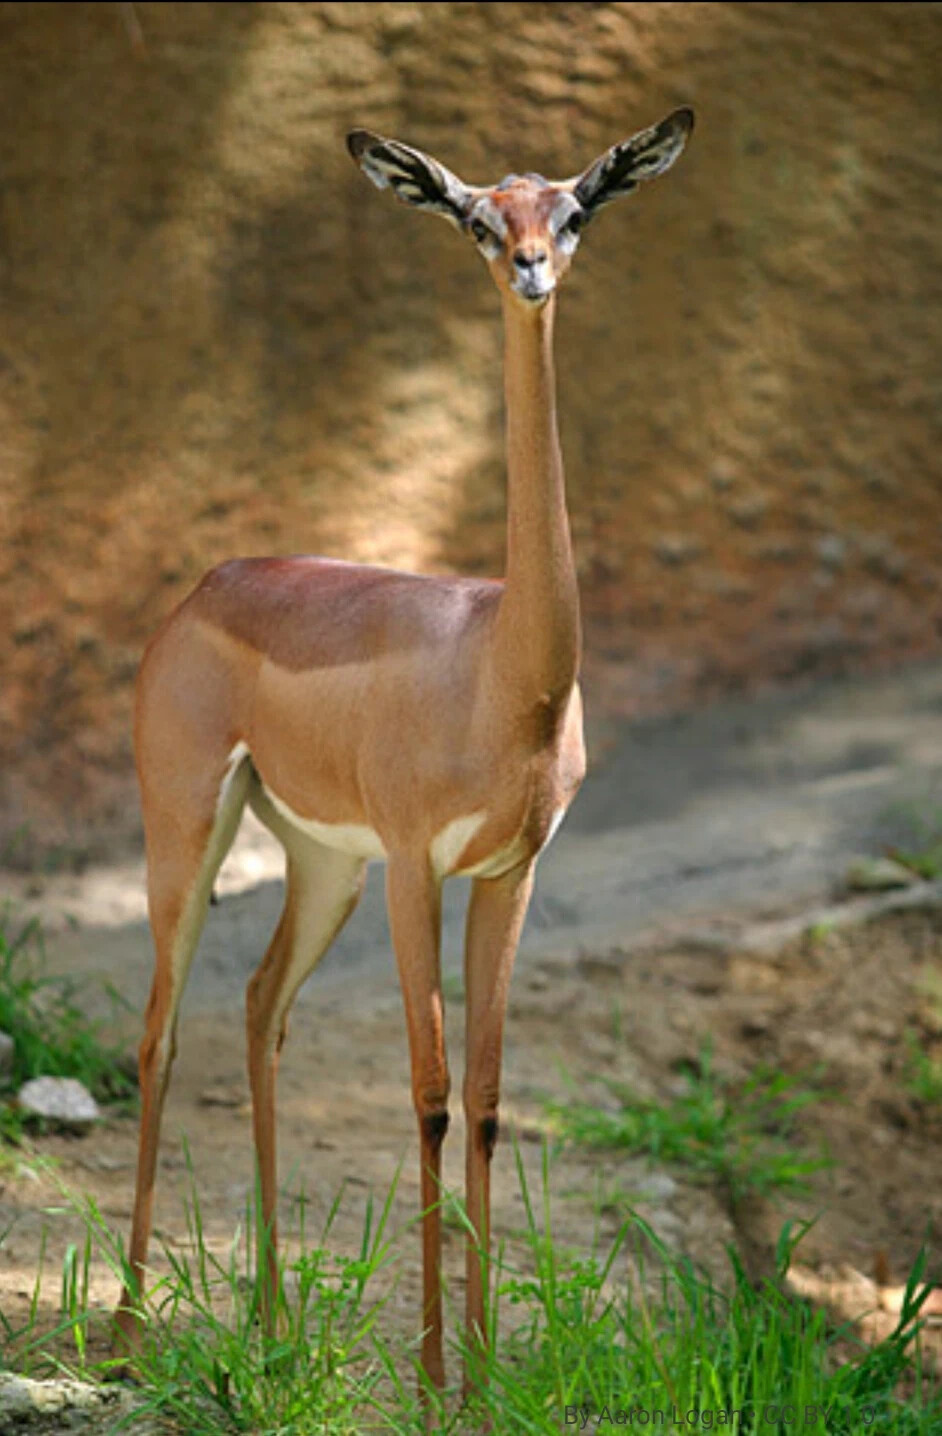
[480, 1115, 499, 1159]
[422, 1109, 450, 1151]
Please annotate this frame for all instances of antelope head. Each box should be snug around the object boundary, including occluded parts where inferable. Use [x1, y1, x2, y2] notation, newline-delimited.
[348, 108, 694, 306]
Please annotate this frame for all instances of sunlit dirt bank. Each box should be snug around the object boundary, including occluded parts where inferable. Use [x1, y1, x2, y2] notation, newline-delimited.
[1, 2, 940, 859]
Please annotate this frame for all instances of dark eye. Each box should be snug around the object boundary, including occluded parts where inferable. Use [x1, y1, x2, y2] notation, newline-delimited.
[470, 218, 491, 243]
[563, 210, 584, 237]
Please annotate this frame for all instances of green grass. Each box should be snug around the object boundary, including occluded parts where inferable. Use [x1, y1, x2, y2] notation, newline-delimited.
[2, 1148, 941, 1433]
[892, 842, 942, 882]
[469, 1150, 942, 1435]
[881, 800, 942, 880]
[115, 1170, 400, 1433]
[545, 1044, 829, 1203]
[903, 1029, 942, 1108]
[0, 909, 137, 1144]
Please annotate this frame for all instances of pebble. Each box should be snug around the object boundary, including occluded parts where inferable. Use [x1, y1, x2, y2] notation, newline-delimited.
[726, 494, 768, 530]
[816, 534, 847, 570]
[653, 533, 702, 567]
[709, 459, 737, 491]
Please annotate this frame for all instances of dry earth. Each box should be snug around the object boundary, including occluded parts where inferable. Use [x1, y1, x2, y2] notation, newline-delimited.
[3, 898, 942, 1431]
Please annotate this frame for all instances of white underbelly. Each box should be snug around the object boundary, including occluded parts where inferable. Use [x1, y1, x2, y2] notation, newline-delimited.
[221, 742, 387, 859]
[219, 743, 568, 872]
[261, 783, 388, 859]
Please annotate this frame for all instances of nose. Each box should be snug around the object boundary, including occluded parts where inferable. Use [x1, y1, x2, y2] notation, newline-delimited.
[513, 247, 548, 270]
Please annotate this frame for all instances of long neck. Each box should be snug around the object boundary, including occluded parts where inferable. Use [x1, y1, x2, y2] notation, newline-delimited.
[493, 292, 580, 703]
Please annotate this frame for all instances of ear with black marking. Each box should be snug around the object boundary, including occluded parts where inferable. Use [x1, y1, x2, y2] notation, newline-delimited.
[572, 107, 694, 220]
[347, 130, 475, 227]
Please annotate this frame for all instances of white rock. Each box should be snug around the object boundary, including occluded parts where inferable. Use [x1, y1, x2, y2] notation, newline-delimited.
[17, 1075, 101, 1127]
[0, 1371, 146, 1428]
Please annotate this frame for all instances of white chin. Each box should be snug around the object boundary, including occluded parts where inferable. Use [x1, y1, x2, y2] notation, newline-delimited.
[511, 281, 554, 305]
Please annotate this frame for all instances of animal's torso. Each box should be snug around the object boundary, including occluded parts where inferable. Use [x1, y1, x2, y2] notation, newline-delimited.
[139, 556, 586, 877]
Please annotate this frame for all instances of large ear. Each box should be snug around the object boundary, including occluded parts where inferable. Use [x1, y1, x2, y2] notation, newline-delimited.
[570, 107, 694, 220]
[347, 130, 475, 227]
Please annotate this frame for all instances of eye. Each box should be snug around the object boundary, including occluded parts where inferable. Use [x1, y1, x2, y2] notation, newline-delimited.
[469, 218, 492, 244]
[562, 210, 584, 237]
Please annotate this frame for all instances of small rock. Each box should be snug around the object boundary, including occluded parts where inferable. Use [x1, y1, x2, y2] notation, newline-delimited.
[17, 1076, 100, 1128]
[653, 533, 702, 567]
[816, 534, 847, 570]
[726, 494, 768, 530]
[0, 1371, 130, 1422]
[844, 857, 919, 893]
[709, 459, 737, 492]
[0, 1030, 14, 1075]
[514, 1122, 549, 1144]
[198, 1085, 248, 1109]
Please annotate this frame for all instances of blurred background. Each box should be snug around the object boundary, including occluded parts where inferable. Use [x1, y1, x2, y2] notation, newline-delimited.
[1, 1, 941, 862]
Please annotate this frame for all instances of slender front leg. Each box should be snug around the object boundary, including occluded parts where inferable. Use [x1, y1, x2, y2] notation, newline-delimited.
[385, 855, 449, 1393]
[462, 859, 535, 1380]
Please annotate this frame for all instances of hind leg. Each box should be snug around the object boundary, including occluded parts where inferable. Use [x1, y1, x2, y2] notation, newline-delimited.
[244, 835, 366, 1326]
[114, 755, 250, 1350]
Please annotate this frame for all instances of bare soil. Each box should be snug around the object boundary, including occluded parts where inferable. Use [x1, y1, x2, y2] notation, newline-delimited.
[3, 896, 942, 1389]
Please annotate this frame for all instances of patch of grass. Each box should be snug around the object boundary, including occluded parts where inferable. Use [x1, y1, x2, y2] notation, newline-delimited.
[903, 1029, 942, 1107]
[3, 1149, 942, 1433]
[893, 846, 942, 881]
[545, 1044, 829, 1203]
[465, 1151, 942, 1434]
[119, 1176, 400, 1433]
[10, 1165, 411, 1433]
[0, 910, 137, 1144]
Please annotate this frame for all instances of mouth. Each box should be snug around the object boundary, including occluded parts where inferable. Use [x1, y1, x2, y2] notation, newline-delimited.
[510, 275, 555, 305]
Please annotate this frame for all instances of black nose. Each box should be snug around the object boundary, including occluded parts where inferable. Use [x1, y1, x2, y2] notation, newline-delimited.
[513, 249, 547, 270]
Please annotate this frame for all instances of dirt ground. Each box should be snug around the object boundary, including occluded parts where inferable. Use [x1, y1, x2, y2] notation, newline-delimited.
[3, 890, 942, 1401]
